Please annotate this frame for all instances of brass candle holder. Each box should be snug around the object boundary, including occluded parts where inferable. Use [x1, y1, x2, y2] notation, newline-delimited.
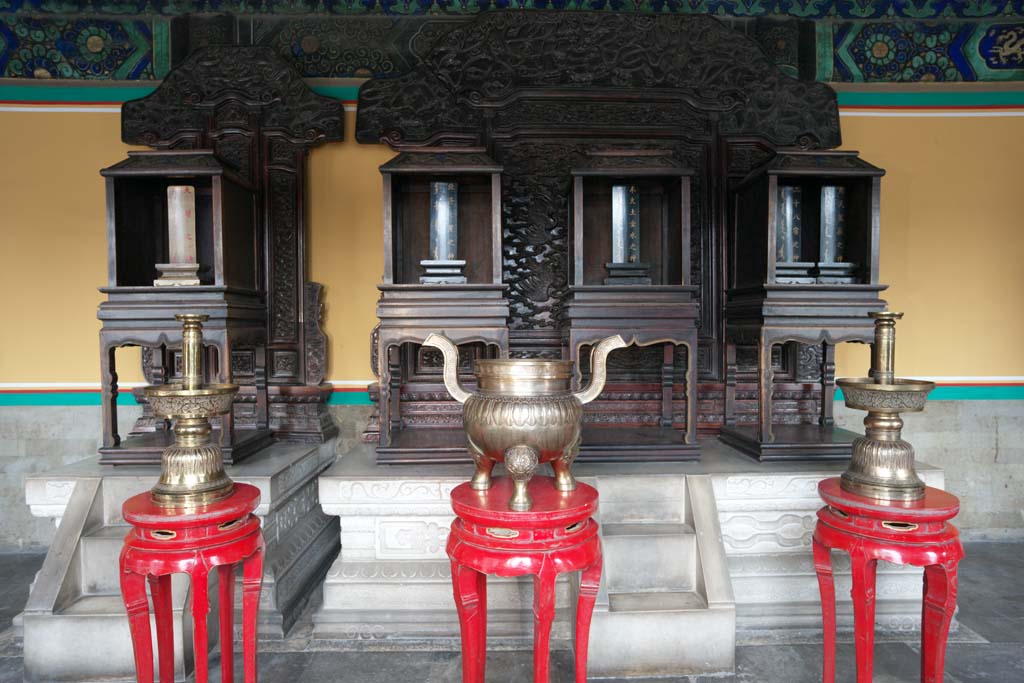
[836, 312, 934, 501]
[144, 314, 238, 507]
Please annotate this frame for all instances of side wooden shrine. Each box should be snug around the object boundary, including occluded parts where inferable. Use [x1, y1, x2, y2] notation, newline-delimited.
[355, 12, 886, 462]
[97, 47, 345, 464]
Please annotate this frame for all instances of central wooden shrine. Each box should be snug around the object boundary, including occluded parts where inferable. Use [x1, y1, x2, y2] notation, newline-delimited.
[356, 12, 886, 463]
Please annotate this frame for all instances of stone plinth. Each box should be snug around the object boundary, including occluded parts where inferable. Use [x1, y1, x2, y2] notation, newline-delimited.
[21, 442, 339, 683]
[315, 440, 944, 679]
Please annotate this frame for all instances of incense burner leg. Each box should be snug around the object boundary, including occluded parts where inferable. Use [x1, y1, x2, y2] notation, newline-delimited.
[505, 445, 539, 511]
[553, 435, 580, 492]
[467, 436, 495, 490]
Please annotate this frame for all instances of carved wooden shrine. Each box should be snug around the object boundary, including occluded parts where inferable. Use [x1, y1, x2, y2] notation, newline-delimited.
[100, 46, 344, 464]
[569, 151, 699, 460]
[720, 151, 886, 461]
[98, 150, 272, 464]
[375, 150, 510, 461]
[357, 12, 860, 462]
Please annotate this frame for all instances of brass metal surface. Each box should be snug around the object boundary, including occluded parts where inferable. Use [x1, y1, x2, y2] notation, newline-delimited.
[424, 332, 627, 510]
[838, 311, 934, 501]
[144, 314, 238, 507]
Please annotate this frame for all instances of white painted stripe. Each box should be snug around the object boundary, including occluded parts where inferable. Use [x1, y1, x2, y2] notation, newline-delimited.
[0, 105, 121, 113]
[327, 379, 375, 387]
[904, 376, 1024, 383]
[343, 103, 357, 112]
[843, 111, 1024, 118]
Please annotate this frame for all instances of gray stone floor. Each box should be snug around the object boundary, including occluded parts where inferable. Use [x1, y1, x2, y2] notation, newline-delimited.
[1, 542, 1021, 682]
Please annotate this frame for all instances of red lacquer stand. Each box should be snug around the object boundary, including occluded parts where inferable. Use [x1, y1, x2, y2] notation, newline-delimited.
[119, 483, 265, 683]
[447, 477, 602, 683]
[814, 478, 964, 683]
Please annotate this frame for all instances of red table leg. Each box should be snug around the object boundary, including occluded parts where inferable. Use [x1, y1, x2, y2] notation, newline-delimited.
[149, 574, 175, 683]
[451, 561, 484, 683]
[191, 565, 211, 683]
[120, 568, 155, 683]
[532, 569, 557, 683]
[218, 565, 236, 683]
[850, 552, 878, 683]
[921, 562, 958, 683]
[476, 569, 488, 678]
[242, 545, 264, 683]
[813, 535, 837, 683]
[574, 553, 602, 683]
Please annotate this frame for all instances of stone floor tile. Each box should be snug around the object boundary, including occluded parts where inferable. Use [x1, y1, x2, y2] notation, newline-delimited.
[942, 642, 1024, 681]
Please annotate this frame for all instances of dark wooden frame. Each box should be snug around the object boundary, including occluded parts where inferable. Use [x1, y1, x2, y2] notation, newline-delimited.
[567, 153, 700, 460]
[97, 150, 271, 464]
[721, 150, 887, 461]
[375, 150, 510, 460]
[117, 46, 345, 445]
[356, 12, 849, 463]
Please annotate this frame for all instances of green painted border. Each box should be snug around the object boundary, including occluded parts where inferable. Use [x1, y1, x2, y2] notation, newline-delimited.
[835, 90, 1024, 107]
[4, 80, 1024, 108]
[0, 392, 139, 407]
[2, 385, 1021, 407]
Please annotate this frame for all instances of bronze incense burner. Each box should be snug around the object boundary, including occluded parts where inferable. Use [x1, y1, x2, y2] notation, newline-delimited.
[837, 311, 934, 501]
[424, 333, 627, 511]
[144, 314, 238, 506]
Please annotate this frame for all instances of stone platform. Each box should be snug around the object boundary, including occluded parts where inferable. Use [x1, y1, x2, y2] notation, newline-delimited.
[315, 439, 943, 679]
[20, 442, 339, 683]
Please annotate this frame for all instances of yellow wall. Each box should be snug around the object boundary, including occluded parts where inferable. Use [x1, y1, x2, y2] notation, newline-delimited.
[1, 108, 1022, 383]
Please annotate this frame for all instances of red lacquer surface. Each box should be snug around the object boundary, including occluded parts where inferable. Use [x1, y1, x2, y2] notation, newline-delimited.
[447, 477, 602, 683]
[814, 478, 964, 683]
[119, 483, 264, 683]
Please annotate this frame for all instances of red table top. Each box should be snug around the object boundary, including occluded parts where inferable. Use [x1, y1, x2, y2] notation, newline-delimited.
[819, 478, 959, 523]
[451, 477, 598, 529]
[122, 483, 261, 530]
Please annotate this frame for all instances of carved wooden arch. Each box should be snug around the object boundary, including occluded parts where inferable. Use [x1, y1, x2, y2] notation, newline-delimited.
[357, 12, 843, 379]
[122, 46, 345, 393]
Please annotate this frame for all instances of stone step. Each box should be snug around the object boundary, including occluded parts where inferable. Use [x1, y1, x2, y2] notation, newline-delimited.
[591, 474, 688, 525]
[601, 522, 697, 594]
[608, 590, 708, 613]
[24, 591, 194, 683]
[79, 525, 128, 595]
[587, 601, 735, 678]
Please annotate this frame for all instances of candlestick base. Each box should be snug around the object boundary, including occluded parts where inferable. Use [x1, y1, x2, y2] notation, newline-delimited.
[154, 263, 201, 287]
[604, 261, 652, 285]
[420, 259, 467, 284]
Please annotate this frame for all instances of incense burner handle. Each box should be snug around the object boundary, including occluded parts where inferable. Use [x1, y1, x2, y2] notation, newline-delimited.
[574, 335, 628, 405]
[422, 333, 472, 404]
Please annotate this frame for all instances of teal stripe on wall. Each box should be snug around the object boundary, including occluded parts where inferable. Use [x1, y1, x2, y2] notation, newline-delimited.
[0, 392, 139, 407]
[2, 385, 1021, 407]
[835, 91, 1024, 108]
[3, 81, 1024, 109]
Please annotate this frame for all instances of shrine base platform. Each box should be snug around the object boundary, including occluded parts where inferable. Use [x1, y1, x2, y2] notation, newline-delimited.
[19, 442, 339, 683]
[315, 440, 944, 679]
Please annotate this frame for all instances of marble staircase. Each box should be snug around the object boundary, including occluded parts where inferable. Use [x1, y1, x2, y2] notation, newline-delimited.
[585, 475, 735, 677]
[20, 442, 340, 683]
[315, 446, 736, 678]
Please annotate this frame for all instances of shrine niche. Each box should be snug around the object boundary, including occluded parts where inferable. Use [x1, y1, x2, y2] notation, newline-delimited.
[102, 46, 344, 463]
[356, 11, 853, 462]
